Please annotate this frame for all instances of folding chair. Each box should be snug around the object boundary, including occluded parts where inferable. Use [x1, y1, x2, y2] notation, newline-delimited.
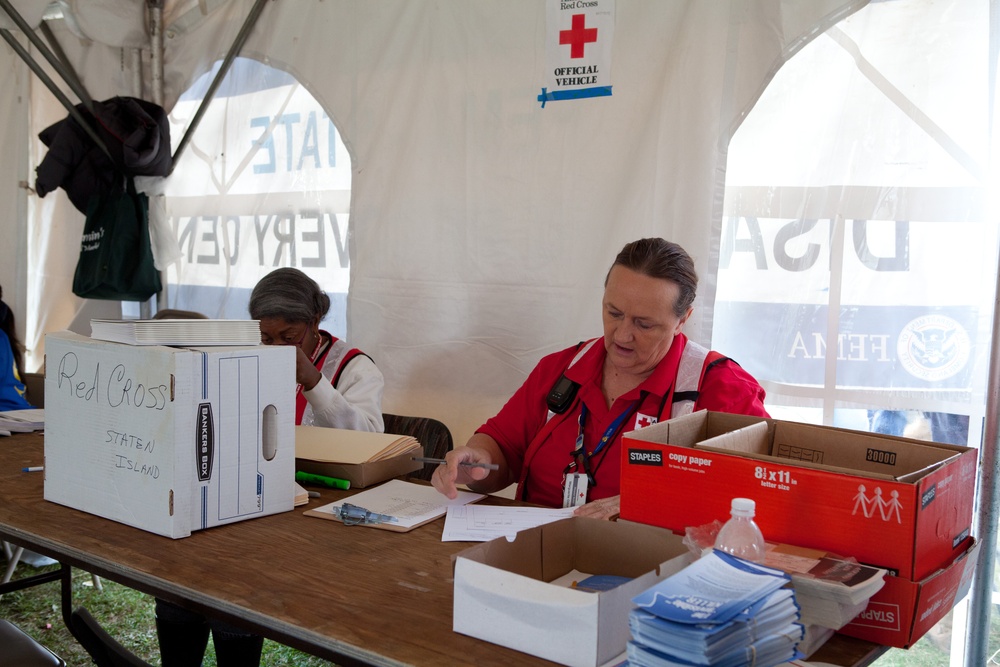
[69, 608, 154, 667]
[0, 618, 66, 667]
[0, 562, 70, 665]
[382, 413, 454, 481]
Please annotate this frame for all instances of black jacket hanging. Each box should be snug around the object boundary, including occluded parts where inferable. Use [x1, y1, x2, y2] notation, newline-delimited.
[35, 96, 172, 214]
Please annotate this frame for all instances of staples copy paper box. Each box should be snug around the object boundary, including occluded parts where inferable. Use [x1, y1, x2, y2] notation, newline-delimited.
[841, 538, 978, 648]
[43, 330, 295, 539]
[453, 517, 691, 667]
[620, 411, 976, 581]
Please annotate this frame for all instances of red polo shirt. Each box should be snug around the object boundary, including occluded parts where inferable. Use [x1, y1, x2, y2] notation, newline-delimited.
[478, 334, 769, 508]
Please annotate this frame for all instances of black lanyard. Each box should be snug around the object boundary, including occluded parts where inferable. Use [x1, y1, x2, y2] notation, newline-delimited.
[566, 399, 640, 487]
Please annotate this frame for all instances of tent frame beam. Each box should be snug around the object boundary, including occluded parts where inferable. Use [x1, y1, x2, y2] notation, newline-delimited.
[964, 0, 1000, 663]
[0, 0, 92, 111]
[169, 0, 270, 171]
[0, 25, 112, 162]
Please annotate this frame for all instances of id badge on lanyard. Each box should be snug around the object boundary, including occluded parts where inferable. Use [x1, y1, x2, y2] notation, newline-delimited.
[562, 402, 636, 509]
[563, 472, 589, 508]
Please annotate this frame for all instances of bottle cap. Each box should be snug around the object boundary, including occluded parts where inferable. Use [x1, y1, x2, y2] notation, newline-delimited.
[731, 497, 755, 516]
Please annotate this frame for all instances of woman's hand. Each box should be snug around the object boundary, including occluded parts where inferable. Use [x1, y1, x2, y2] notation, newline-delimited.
[295, 342, 323, 390]
[431, 446, 495, 499]
[573, 494, 620, 521]
[431, 434, 512, 498]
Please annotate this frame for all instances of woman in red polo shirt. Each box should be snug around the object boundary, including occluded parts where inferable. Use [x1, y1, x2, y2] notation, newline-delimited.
[431, 238, 769, 519]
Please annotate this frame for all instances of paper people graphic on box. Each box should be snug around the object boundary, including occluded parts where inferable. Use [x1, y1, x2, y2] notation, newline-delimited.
[852, 484, 871, 517]
[881, 489, 902, 523]
[871, 487, 887, 518]
[850, 484, 902, 523]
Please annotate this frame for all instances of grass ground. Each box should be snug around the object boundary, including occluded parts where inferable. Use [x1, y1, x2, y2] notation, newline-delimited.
[3, 561, 998, 666]
[1, 565, 332, 666]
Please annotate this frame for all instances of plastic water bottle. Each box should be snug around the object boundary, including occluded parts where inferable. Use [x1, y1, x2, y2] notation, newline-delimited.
[714, 497, 766, 563]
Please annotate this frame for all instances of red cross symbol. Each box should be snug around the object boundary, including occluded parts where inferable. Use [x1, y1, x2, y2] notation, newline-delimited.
[560, 14, 598, 59]
[635, 414, 657, 429]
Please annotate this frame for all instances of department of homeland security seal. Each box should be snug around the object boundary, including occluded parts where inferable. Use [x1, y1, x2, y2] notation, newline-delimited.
[896, 314, 970, 382]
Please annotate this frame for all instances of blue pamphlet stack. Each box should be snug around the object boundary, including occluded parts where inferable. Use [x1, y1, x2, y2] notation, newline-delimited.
[626, 550, 803, 667]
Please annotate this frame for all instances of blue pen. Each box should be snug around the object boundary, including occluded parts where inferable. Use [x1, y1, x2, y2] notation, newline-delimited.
[22, 466, 43, 472]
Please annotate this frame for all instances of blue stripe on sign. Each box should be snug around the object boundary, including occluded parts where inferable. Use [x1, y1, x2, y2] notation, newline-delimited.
[537, 86, 612, 107]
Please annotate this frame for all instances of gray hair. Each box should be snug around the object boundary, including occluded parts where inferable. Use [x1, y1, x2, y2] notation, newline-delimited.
[248, 268, 330, 324]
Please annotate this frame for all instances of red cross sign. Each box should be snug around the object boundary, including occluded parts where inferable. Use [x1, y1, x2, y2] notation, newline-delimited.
[559, 14, 598, 59]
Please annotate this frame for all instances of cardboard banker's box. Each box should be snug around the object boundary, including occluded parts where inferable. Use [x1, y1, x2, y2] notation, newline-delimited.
[620, 411, 977, 581]
[453, 517, 692, 667]
[43, 330, 296, 539]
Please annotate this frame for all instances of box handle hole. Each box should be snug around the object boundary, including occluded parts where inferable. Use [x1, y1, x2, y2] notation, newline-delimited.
[262, 404, 278, 461]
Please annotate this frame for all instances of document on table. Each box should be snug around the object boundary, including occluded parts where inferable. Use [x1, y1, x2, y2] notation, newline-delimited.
[304, 479, 485, 532]
[0, 408, 44, 436]
[441, 505, 575, 542]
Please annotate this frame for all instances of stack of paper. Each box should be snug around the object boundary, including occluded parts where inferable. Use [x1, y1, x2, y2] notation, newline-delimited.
[296, 425, 421, 463]
[794, 624, 836, 660]
[0, 408, 44, 436]
[90, 319, 262, 346]
[627, 550, 803, 667]
[763, 545, 886, 630]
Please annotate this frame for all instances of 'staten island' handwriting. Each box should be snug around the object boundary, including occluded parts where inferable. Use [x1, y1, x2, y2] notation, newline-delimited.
[107, 429, 159, 478]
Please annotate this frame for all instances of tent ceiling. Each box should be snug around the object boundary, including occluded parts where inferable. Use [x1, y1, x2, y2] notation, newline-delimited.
[0, 0, 227, 48]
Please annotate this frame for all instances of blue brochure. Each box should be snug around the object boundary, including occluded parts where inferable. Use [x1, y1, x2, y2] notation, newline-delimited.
[631, 550, 791, 625]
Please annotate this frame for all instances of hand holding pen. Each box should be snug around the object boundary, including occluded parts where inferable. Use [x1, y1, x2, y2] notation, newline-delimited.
[412, 456, 499, 471]
[429, 440, 504, 500]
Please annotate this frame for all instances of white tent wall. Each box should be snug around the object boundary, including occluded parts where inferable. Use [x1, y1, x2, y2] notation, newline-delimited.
[0, 36, 28, 354]
[0, 0, 995, 662]
[135, 0, 860, 442]
[24, 28, 131, 367]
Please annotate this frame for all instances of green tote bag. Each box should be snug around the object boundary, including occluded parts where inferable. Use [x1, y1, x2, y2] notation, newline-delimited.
[71, 177, 161, 301]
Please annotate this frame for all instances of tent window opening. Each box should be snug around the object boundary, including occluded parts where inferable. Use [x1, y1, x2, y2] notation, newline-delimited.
[713, 0, 989, 451]
[156, 57, 352, 338]
[713, 1, 990, 664]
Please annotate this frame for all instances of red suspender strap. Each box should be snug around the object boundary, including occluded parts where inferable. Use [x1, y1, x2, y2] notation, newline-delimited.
[331, 347, 370, 388]
[296, 339, 370, 424]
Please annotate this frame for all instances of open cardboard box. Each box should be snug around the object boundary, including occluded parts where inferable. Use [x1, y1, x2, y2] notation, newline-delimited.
[620, 411, 977, 581]
[453, 517, 692, 667]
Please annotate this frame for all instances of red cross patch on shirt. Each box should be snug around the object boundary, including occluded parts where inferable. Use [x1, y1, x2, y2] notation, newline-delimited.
[635, 413, 658, 430]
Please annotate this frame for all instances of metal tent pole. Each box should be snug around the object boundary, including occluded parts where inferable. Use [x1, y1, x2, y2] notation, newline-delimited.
[0, 29, 112, 162]
[144, 0, 165, 319]
[0, 0, 92, 111]
[965, 0, 1000, 664]
[169, 0, 270, 171]
[37, 21, 89, 108]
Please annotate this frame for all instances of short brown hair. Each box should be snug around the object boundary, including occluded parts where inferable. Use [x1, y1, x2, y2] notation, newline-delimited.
[606, 238, 697, 318]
